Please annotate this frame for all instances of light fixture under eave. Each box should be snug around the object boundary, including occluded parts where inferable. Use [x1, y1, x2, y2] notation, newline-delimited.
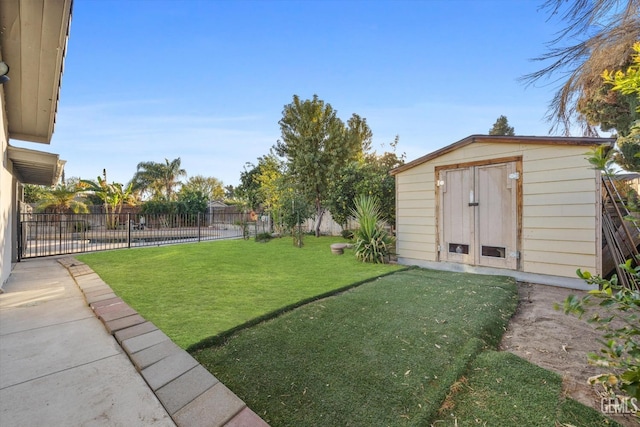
[0, 61, 9, 85]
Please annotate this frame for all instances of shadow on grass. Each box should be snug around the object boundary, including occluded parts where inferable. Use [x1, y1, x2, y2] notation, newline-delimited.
[186, 266, 415, 353]
[193, 268, 520, 426]
[433, 350, 623, 426]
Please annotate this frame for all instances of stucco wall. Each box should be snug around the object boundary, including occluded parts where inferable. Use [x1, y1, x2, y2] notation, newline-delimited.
[1, 89, 14, 286]
[395, 141, 600, 279]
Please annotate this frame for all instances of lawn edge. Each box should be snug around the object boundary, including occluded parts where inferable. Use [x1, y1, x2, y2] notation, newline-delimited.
[414, 337, 487, 426]
[186, 266, 414, 353]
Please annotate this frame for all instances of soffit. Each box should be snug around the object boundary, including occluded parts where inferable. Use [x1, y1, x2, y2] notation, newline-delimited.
[8, 144, 65, 185]
[0, 0, 73, 144]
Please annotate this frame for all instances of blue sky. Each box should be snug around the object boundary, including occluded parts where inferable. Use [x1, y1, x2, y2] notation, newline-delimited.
[13, 0, 583, 187]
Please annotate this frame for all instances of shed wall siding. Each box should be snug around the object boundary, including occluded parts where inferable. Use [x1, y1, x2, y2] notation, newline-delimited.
[396, 142, 599, 278]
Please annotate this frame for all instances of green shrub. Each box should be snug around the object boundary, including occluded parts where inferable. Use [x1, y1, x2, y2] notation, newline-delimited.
[254, 232, 272, 243]
[73, 221, 89, 232]
[341, 229, 354, 240]
[351, 195, 394, 263]
[561, 261, 640, 403]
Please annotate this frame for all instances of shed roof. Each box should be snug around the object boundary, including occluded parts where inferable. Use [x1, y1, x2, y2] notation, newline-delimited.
[390, 134, 616, 175]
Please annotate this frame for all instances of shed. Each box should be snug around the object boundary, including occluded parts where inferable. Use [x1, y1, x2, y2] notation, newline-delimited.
[390, 135, 615, 290]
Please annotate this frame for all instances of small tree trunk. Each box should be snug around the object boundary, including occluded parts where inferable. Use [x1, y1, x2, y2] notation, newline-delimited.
[315, 195, 324, 237]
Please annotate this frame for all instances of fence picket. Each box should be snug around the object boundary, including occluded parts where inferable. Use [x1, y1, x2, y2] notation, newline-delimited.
[18, 211, 266, 259]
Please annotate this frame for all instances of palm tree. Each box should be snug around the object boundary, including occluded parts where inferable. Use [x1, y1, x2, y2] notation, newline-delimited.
[522, 0, 640, 135]
[80, 177, 135, 229]
[131, 157, 187, 201]
[36, 184, 88, 214]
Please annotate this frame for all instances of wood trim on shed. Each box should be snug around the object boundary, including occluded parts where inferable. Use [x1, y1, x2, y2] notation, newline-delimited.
[434, 156, 523, 270]
[390, 135, 615, 176]
[433, 155, 522, 173]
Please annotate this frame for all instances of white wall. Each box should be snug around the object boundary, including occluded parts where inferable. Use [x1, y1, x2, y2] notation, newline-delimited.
[0, 88, 15, 286]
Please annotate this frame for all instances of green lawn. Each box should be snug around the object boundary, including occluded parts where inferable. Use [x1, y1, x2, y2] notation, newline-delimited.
[432, 350, 621, 426]
[77, 236, 401, 348]
[193, 269, 515, 425]
[78, 238, 619, 426]
[194, 269, 617, 426]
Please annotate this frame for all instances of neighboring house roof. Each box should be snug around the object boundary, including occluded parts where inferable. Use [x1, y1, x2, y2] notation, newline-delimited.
[7, 145, 65, 186]
[208, 201, 229, 208]
[0, 0, 73, 144]
[390, 134, 616, 175]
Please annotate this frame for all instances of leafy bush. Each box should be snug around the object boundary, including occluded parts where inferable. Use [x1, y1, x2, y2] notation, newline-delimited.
[73, 221, 89, 232]
[341, 229, 354, 240]
[351, 195, 394, 263]
[561, 261, 640, 402]
[254, 232, 273, 243]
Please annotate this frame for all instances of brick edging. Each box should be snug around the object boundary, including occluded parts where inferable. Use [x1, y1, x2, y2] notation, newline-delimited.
[58, 257, 269, 427]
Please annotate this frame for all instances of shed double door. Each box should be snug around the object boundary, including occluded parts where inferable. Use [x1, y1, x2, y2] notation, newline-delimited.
[438, 161, 518, 270]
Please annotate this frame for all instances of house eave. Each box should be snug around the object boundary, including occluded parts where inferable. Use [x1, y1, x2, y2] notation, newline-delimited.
[8, 144, 65, 186]
[0, 0, 73, 144]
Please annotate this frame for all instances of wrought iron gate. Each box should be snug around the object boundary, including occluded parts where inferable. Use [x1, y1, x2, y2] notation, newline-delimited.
[18, 211, 270, 259]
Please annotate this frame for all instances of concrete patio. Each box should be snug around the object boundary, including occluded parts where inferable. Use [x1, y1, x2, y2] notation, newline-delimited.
[0, 257, 268, 426]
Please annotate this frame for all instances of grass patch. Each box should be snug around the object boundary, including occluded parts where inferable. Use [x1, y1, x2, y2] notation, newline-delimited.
[76, 236, 400, 348]
[432, 350, 621, 426]
[194, 269, 519, 426]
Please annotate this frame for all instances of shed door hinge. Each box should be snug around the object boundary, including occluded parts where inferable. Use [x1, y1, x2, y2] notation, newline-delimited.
[508, 172, 520, 180]
[509, 251, 520, 259]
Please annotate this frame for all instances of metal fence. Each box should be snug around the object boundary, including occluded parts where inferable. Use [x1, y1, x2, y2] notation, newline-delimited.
[18, 211, 271, 259]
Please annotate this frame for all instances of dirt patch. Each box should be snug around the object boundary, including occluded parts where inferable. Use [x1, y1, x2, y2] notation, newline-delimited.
[499, 282, 638, 427]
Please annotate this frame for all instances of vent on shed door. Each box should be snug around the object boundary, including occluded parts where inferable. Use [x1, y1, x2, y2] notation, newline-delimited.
[439, 167, 474, 264]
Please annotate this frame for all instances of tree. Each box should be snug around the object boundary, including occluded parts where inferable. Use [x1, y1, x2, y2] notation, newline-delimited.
[275, 95, 364, 237]
[522, 0, 640, 135]
[236, 153, 288, 233]
[35, 183, 89, 214]
[254, 153, 285, 212]
[224, 185, 236, 200]
[578, 80, 638, 137]
[237, 158, 272, 211]
[80, 174, 135, 229]
[489, 115, 515, 136]
[603, 44, 640, 97]
[180, 175, 224, 201]
[346, 113, 373, 158]
[279, 190, 313, 247]
[131, 158, 186, 201]
[327, 136, 405, 229]
[23, 184, 48, 204]
[177, 188, 208, 217]
[603, 42, 640, 171]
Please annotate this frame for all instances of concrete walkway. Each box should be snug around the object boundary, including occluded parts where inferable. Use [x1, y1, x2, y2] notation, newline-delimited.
[0, 257, 268, 426]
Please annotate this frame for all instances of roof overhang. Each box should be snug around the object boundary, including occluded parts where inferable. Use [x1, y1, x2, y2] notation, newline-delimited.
[8, 144, 65, 185]
[390, 134, 617, 175]
[0, 0, 73, 144]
